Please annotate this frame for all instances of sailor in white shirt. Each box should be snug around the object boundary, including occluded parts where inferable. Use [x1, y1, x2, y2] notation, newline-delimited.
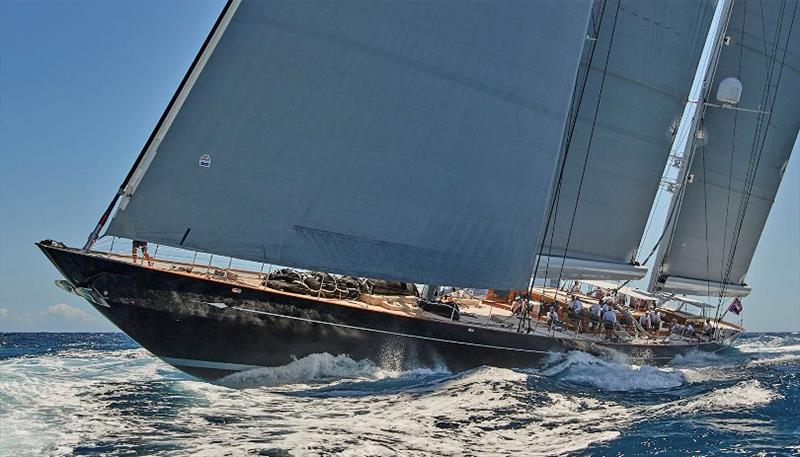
[590, 301, 602, 318]
[685, 323, 695, 336]
[569, 295, 584, 333]
[589, 301, 603, 334]
[570, 296, 583, 314]
[602, 308, 617, 340]
[650, 310, 661, 329]
[703, 319, 715, 338]
[547, 306, 562, 333]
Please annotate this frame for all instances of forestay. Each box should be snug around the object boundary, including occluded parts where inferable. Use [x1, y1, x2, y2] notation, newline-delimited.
[106, 0, 593, 289]
[652, 0, 800, 297]
[535, 0, 715, 281]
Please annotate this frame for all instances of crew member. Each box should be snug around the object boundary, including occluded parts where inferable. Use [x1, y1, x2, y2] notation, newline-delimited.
[132, 240, 153, 266]
[590, 300, 603, 335]
[650, 309, 662, 331]
[602, 307, 617, 340]
[639, 312, 651, 332]
[569, 295, 583, 333]
[703, 319, 715, 339]
[514, 296, 533, 333]
[547, 306, 561, 332]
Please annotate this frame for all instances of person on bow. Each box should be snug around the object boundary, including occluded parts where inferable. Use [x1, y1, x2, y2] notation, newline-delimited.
[131, 240, 153, 266]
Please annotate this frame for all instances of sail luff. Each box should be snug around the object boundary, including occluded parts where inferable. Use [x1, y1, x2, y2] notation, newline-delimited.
[118, 0, 242, 210]
[84, 0, 239, 250]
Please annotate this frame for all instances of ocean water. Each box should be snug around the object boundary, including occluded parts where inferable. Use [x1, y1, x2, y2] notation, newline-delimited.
[0, 333, 798, 456]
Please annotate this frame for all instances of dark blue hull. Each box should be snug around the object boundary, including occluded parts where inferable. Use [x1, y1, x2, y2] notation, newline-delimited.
[37, 241, 728, 381]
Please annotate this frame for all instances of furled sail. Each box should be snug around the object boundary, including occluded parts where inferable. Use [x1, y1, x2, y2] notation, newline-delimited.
[533, 0, 716, 281]
[651, 0, 800, 297]
[105, 0, 593, 289]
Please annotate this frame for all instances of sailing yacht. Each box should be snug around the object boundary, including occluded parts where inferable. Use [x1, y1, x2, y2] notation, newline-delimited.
[39, 0, 798, 381]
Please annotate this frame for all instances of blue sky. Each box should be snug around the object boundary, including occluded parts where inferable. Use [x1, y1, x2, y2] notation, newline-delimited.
[1, 0, 798, 332]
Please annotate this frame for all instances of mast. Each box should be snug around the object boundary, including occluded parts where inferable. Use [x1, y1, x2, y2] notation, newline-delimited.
[82, 0, 238, 251]
[647, 0, 735, 291]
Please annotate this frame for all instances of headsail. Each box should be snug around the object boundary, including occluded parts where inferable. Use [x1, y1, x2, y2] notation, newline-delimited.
[534, 0, 716, 281]
[105, 0, 593, 289]
[651, 0, 800, 297]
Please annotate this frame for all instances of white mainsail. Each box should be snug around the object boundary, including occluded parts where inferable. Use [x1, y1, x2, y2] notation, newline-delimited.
[533, 0, 717, 281]
[105, 0, 593, 289]
[652, 0, 800, 297]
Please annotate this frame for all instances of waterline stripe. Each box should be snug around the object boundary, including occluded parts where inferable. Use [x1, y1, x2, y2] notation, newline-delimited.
[160, 356, 261, 371]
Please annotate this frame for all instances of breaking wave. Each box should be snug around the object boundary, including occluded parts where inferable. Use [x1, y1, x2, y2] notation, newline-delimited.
[669, 348, 723, 367]
[219, 352, 449, 389]
[666, 380, 782, 414]
[537, 351, 686, 391]
[747, 353, 800, 366]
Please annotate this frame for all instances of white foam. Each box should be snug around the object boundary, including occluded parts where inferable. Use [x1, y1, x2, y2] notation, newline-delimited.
[0, 342, 784, 457]
[747, 353, 800, 366]
[669, 349, 723, 367]
[539, 351, 686, 391]
[218, 352, 449, 388]
[738, 343, 800, 354]
[0, 348, 166, 456]
[666, 380, 781, 414]
[735, 334, 800, 354]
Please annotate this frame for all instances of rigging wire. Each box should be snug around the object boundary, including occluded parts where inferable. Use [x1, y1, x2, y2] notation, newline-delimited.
[720, 0, 747, 302]
[549, 0, 622, 294]
[717, 0, 796, 307]
[526, 0, 611, 300]
[701, 141, 713, 306]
